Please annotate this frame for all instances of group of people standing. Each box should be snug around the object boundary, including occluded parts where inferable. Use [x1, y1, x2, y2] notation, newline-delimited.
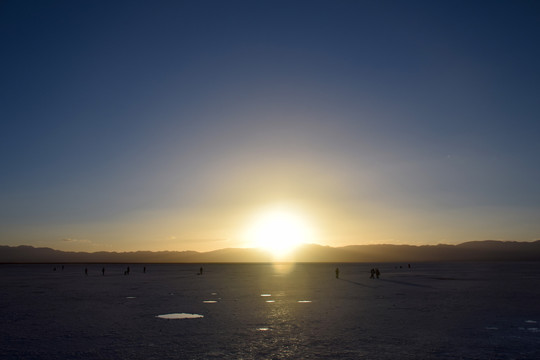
[370, 268, 380, 279]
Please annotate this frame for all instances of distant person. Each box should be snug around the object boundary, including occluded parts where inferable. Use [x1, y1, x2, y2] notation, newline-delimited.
[143, 266, 146, 273]
[370, 268, 375, 279]
[102, 267, 105, 276]
[375, 268, 380, 279]
[85, 268, 88, 276]
[127, 266, 130, 275]
[53, 267, 56, 271]
[408, 263, 411, 269]
[335, 267, 340, 279]
[61, 265, 64, 271]
[199, 267, 203, 275]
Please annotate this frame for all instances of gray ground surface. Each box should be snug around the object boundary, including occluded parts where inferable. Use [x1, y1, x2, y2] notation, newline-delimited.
[1, 262, 539, 359]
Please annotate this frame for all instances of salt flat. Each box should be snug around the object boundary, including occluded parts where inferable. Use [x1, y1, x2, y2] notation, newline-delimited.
[1, 262, 539, 359]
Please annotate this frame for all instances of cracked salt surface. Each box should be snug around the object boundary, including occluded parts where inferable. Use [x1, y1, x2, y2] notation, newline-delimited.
[156, 313, 204, 319]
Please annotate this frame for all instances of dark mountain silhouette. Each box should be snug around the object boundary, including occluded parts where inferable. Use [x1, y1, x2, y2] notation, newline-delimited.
[1, 240, 540, 263]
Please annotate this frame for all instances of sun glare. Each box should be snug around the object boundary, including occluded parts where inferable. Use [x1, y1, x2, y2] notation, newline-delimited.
[244, 207, 314, 256]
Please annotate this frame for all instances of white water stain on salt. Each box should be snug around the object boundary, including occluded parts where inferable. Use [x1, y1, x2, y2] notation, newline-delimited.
[156, 313, 203, 319]
[203, 300, 217, 303]
[297, 300, 312, 303]
[260, 294, 271, 297]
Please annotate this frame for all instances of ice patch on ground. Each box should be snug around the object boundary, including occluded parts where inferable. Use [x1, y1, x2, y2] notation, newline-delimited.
[156, 313, 204, 319]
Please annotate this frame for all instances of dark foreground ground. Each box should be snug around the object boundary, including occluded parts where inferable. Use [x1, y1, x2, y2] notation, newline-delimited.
[1, 262, 539, 359]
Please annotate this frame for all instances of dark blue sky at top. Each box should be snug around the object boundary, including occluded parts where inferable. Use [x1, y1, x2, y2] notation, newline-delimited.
[1, 0, 540, 249]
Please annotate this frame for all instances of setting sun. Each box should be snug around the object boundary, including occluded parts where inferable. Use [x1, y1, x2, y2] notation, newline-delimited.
[243, 207, 315, 255]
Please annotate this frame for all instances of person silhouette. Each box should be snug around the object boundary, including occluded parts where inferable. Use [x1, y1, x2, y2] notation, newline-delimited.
[199, 267, 203, 275]
[375, 268, 380, 279]
[335, 267, 340, 279]
[102, 267, 105, 276]
[85, 268, 88, 276]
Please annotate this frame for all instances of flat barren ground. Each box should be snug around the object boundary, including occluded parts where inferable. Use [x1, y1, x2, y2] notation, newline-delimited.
[1, 262, 539, 359]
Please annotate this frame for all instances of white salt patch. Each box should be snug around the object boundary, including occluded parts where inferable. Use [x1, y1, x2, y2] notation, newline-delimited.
[297, 300, 312, 303]
[260, 294, 271, 297]
[525, 320, 537, 323]
[203, 300, 217, 303]
[156, 313, 203, 319]
[266, 300, 275, 303]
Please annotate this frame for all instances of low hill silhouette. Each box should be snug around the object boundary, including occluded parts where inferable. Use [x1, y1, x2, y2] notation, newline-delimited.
[1, 240, 540, 263]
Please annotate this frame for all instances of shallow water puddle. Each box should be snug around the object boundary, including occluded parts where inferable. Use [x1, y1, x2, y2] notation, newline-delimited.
[156, 313, 203, 319]
[297, 300, 312, 303]
[257, 327, 270, 331]
[203, 300, 217, 303]
[525, 320, 537, 323]
[126, 296, 136, 299]
[260, 294, 271, 297]
[265, 300, 275, 303]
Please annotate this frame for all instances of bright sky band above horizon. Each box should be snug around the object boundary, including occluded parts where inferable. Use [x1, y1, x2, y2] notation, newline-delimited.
[1, 1, 540, 253]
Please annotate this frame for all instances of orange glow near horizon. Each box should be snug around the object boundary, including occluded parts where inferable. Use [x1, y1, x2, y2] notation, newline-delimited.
[242, 206, 316, 257]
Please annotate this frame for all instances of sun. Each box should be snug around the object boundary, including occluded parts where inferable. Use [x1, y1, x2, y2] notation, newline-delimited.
[243, 207, 314, 256]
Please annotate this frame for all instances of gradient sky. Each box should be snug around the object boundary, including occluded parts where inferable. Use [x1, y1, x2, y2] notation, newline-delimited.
[1, 0, 540, 252]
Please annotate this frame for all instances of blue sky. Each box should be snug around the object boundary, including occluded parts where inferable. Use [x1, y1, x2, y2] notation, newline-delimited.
[1, 1, 540, 252]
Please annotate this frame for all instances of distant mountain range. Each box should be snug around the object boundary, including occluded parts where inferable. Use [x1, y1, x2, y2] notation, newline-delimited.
[1, 240, 540, 263]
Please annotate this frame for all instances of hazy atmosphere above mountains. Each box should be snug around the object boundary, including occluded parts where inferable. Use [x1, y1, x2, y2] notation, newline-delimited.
[2, 1, 540, 253]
